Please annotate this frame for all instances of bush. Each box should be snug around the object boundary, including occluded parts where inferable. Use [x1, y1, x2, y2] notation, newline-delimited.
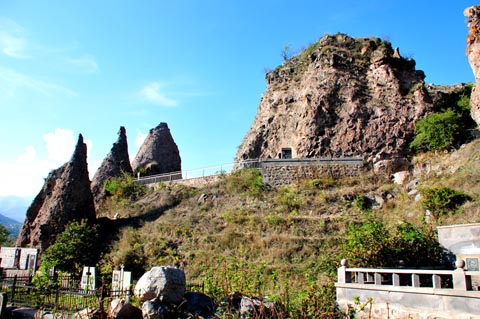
[420, 187, 472, 217]
[354, 194, 370, 210]
[410, 109, 463, 152]
[104, 172, 146, 200]
[343, 217, 440, 268]
[226, 168, 264, 197]
[391, 223, 440, 267]
[343, 216, 390, 267]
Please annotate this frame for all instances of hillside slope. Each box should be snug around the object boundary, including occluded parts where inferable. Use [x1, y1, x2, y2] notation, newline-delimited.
[96, 138, 480, 316]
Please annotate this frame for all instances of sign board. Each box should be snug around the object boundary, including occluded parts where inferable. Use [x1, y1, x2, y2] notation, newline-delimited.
[112, 269, 132, 292]
[81, 266, 96, 290]
[467, 258, 479, 271]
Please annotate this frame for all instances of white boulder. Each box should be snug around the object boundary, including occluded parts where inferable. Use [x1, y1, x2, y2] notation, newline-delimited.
[134, 266, 186, 304]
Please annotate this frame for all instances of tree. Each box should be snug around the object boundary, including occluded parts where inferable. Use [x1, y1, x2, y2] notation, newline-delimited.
[0, 224, 10, 246]
[41, 220, 99, 274]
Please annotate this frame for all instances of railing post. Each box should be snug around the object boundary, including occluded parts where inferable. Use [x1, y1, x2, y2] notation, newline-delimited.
[432, 274, 441, 289]
[337, 259, 350, 283]
[453, 259, 467, 290]
[412, 274, 420, 287]
[10, 275, 16, 306]
[392, 273, 400, 286]
[55, 285, 59, 309]
[374, 272, 382, 285]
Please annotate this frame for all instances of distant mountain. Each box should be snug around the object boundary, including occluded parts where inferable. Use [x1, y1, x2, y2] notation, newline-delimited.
[0, 213, 22, 236]
[0, 196, 29, 222]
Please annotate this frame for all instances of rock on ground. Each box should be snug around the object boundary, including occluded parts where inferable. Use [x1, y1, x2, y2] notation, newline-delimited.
[134, 266, 186, 304]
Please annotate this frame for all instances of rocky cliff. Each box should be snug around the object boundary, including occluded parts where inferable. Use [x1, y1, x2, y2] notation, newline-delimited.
[132, 122, 181, 176]
[235, 34, 433, 164]
[465, 5, 480, 127]
[16, 134, 96, 253]
[91, 126, 133, 209]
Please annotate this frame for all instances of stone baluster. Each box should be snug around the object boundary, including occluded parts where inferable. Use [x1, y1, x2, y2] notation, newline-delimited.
[337, 259, 351, 283]
[432, 274, 442, 289]
[412, 273, 420, 287]
[453, 259, 467, 290]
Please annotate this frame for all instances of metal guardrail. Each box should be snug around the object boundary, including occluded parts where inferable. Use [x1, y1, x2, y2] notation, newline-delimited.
[136, 159, 262, 185]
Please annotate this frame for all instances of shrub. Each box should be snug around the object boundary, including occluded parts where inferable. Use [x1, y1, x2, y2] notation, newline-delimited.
[391, 223, 441, 267]
[226, 168, 264, 197]
[104, 172, 146, 201]
[275, 185, 305, 211]
[343, 217, 390, 267]
[420, 187, 472, 217]
[410, 109, 463, 152]
[343, 217, 441, 268]
[354, 194, 370, 211]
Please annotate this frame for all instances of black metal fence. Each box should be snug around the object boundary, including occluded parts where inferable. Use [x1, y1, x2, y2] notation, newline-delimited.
[0, 275, 131, 314]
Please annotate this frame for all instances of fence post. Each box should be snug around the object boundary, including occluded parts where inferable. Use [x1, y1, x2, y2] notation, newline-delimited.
[55, 285, 59, 310]
[10, 275, 16, 306]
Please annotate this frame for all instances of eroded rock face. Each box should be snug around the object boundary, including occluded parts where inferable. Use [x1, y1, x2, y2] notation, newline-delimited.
[132, 122, 181, 177]
[91, 126, 133, 209]
[465, 6, 480, 126]
[235, 34, 433, 163]
[16, 134, 96, 253]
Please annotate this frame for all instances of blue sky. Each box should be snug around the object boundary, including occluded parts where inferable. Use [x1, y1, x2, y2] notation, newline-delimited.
[0, 0, 477, 219]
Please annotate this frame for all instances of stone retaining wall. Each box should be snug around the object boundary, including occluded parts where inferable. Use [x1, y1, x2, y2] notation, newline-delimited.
[261, 158, 363, 188]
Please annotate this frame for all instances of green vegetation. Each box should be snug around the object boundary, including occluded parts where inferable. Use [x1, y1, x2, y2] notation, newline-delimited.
[0, 224, 11, 246]
[41, 220, 99, 274]
[410, 109, 464, 152]
[354, 194, 369, 210]
[343, 216, 440, 268]
[225, 168, 264, 197]
[410, 84, 474, 153]
[420, 187, 472, 218]
[104, 172, 146, 200]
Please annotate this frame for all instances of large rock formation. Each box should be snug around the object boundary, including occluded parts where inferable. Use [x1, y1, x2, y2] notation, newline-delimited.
[465, 6, 480, 127]
[91, 126, 133, 209]
[16, 134, 96, 253]
[132, 122, 181, 176]
[235, 34, 433, 163]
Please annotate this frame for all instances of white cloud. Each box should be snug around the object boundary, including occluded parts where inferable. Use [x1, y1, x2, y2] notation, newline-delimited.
[0, 65, 77, 98]
[0, 146, 53, 197]
[65, 54, 99, 74]
[0, 18, 28, 58]
[43, 128, 76, 163]
[0, 128, 100, 198]
[140, 82, 178, 107]
[128, 129, 148, 162]
[135, 130, 148, 148]
[88, 159, 102, 179]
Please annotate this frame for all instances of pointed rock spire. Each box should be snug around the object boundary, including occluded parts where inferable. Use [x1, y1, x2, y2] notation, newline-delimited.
[465, 6, 480, 126]
[91, 126, 133, 209]
[16, 134, 96, 253]
[132, 122, 181, 176]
